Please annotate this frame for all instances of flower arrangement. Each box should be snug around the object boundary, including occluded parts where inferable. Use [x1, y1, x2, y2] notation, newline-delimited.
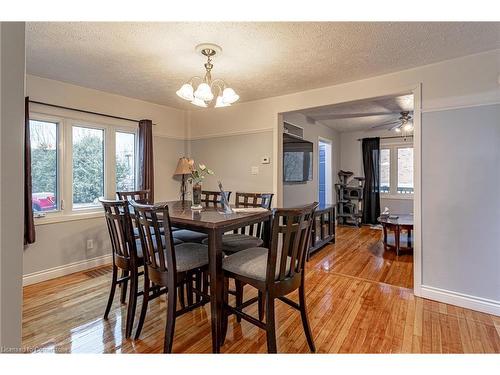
[188, 163, 215, 186]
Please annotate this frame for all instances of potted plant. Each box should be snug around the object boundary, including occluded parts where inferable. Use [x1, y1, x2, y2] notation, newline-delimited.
[188, 163, 214, 209]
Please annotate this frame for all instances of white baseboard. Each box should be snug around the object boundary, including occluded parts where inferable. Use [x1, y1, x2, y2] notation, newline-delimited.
[421, 285, 500, 316]
[23, 254, 112, 286]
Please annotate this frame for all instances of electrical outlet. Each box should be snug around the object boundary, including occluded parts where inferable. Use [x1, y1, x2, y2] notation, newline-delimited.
[251, 166, 259, 175]
[86, 239, 94, 250]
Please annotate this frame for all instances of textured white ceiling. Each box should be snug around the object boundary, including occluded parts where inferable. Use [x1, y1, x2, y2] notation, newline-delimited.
[26, 22, 500, 109]
[297, 94, 414, 132]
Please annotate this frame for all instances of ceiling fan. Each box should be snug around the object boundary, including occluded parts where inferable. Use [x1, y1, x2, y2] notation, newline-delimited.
[371, 111, 414, 133]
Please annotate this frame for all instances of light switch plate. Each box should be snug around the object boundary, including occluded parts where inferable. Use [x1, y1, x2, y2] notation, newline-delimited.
[251, 166, 259, 175]
[261, 156, 270, 164]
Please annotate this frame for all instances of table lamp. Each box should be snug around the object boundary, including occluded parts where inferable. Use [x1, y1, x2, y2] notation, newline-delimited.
[174, 157, 194, 202]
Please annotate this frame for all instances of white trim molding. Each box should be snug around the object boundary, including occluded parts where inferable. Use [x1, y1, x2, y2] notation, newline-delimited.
[23, 253, 112, 286]
[421, 285, 500, 316]
[188, 127, 273, 141]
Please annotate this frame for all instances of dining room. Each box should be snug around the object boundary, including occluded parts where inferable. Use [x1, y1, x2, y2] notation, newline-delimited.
[6, 18, 499, 361]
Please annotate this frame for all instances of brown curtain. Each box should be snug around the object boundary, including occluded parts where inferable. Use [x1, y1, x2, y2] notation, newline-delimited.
[138, 119, 154, 202]
[24, 97, 36, 244]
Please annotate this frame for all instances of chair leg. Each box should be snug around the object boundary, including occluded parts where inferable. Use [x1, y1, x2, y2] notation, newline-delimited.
[195, 271, 202, 303]
[120, 269, 129, 304]
[202, 270, 209, 304]
[221, 277, 229, 346]
[125, 270, 138, 338]
[265, 293, 277, 353]
[104, 265, 118, 319]
[235, 280, 243, 323]
[178, 283, 185, 308]
[164, 282, 177, 353]
[186, 272, 194, 306]
[258, 291, 265, 322]
[134, 274, 150, 340]
[298, 284, 316, 352]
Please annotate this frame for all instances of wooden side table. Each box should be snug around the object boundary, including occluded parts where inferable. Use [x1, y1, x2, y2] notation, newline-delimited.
[378, 214, 414, 256]
[308, 204, 335, 259]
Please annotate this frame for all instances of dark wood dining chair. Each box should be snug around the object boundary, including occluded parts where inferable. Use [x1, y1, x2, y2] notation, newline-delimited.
[100, 198, 144, 338]
[131, 201, 210, 353]
[220, 203, 318, 353]
[202, 192, 274, 321]
[201, 190, 232, 207]
[172, 190, 232, 244]
[116, 189, 151, 204]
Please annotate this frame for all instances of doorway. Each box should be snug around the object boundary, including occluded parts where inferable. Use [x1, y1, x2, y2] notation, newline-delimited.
[318, 138, 332, 206]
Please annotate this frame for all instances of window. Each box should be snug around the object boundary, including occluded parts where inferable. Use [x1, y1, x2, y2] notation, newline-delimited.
[72, 126, 105, 209]
[379, 148, 390, 193]
[379, 144, 414, 197]
[30, 112, 138, 221]
[397, 147, 414, 194]
[116, 132, 136, 191]
[30, 120, 59, 213]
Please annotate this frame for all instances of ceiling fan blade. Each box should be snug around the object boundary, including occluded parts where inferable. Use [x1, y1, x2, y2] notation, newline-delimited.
[371, 121, 399, 129]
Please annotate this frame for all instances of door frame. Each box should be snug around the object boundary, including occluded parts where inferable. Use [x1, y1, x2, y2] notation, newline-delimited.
[318, 136, 333, 205]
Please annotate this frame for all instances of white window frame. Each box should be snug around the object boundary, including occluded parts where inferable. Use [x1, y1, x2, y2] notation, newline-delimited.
[380, 142, 414, 199]
[30, 110, 138, 225]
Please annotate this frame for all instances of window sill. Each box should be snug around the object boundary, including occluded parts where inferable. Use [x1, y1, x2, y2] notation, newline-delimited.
[34, 211, 104, 226]
[380, 194, 414, 201]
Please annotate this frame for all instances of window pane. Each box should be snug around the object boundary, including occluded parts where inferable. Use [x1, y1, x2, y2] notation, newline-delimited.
[379, 148, 390, 193]
[397, 147, 414, 194]
[30, 120, 58, 212]
[116, 132, 136, 191]
[72, 126, 104, 208]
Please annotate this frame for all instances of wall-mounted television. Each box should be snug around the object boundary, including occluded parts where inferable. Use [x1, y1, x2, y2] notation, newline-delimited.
[283, 133, 313, 182]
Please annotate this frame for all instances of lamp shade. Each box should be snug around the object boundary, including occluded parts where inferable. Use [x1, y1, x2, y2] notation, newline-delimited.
[194, 82, 214, 101]
[176, 83, 194, 101]
[174, 157, 194, 175]
[222, 87, 239, 104]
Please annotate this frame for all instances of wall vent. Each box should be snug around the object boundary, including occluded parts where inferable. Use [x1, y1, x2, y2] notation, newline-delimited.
[283, 122, 304, 139]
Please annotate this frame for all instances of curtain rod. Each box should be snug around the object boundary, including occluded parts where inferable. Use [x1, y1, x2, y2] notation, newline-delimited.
[29, 100, 157, 125]
[357, 135, 413, 141]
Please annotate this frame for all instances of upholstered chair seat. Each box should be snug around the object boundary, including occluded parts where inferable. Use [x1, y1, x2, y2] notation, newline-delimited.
[203, 233, 264, 254]
[154, 243, 209, 273]
[223, 247, 291, 282]
[173, 229, 208, 243]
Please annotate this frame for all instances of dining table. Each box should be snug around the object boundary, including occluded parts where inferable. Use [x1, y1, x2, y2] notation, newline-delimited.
[159, 200, 273, 353]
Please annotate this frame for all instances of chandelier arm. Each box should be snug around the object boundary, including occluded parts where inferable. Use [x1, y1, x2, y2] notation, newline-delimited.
[187, 76, 203, 85]
[210, 79, 226, 93]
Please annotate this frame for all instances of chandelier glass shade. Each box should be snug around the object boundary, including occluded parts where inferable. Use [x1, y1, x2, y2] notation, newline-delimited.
[176, 44, 239, 108]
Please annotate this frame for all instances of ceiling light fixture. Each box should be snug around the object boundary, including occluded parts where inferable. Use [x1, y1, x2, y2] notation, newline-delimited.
[176, 43, 239, 108]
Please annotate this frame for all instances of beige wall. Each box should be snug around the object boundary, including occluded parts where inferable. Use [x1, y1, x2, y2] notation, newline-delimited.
[0, 22, 25, 350]
[189, 131, 274, 202]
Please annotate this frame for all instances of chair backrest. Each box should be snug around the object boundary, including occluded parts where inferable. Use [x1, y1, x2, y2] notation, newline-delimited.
[233, 192, 274, 237]
[116, 190, 152, 204]
[100, 198, 138, 270]
[201, 190, 232, 207]
[130, 201, 176, 285]
[266, 203, 318, 284]
[235, 192, 274, 209]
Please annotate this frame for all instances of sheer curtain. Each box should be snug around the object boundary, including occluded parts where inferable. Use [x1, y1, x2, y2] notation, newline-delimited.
[361, 137, 380, 224]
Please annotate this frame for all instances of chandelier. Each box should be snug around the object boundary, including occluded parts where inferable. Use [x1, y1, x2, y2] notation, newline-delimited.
[176, 44, 239, 108]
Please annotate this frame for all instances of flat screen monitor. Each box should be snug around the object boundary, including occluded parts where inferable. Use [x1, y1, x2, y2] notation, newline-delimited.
[283, 133, 313, 182]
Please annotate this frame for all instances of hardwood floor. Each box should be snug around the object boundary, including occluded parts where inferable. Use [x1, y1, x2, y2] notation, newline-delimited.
[22, 226, 500, 353]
